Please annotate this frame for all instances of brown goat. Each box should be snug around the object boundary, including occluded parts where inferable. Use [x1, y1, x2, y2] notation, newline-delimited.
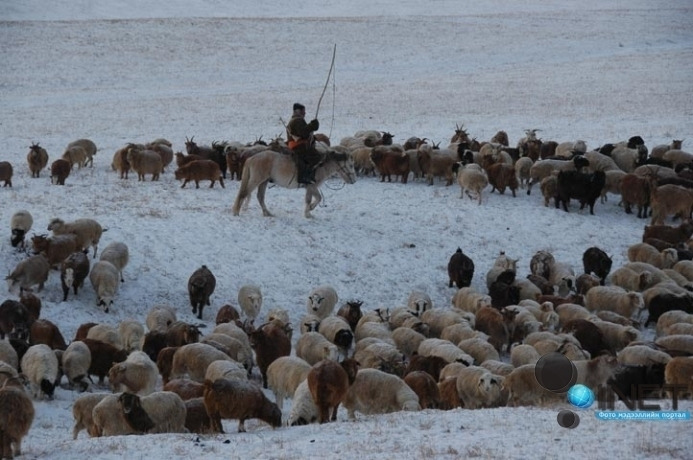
[0, 380, 35, 459]
[474, 307, 511, 354]
[620, 173, 651, 218]
[336, 300, 363, 332]
[370, 147, 410, 184]
[81, 338, 129, 384]
[165, 321, 201, 347]
[225, 149, 243, 181]
[112, 144, 137, 179]
[486, 163, 519, 197]
[307, 358, 360, 423]
[650, 184, 693, 225]
[403, 371, 441, 409]
[174, 160, 225, 189]
[248, 322, 292, 389]
[29, 319, 67, 351]
[643, 221, 693, 245]
[185, 397, 219, 434]
[203, 378, 282, 433]
[438, 376, 464, 410]
[156, 346, 180, 385]
[175, 152, 203, 168]
[417, 149, 455, 186]
[215, 304, 241, 325]
[404, 354, 448, 382]
[27, 143, 49, 178]
[163, 378, 205, 401]
[50, 158, 71, 185]
[0, 162, 13, 187]
[31, 233, 78, 269]
[18, 293, 41, 324]
[73, 322, 98, 342]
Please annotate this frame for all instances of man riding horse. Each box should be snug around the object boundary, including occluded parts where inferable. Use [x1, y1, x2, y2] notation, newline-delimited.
[286, 103, 321, 185]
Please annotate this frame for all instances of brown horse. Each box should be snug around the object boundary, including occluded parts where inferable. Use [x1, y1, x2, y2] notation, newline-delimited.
[232, 149, 356, 218]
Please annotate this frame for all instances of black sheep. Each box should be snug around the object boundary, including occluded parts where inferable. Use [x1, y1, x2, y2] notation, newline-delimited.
[582, 246, 612, 285]
[645, 292, 693, 326]
[447, 248, 475, 288]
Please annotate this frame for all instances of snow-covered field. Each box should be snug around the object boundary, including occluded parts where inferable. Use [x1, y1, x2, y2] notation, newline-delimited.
[1, 1, 692, 459]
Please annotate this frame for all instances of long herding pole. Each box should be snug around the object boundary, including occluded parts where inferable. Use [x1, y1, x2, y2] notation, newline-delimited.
[314, 44, 336, 120]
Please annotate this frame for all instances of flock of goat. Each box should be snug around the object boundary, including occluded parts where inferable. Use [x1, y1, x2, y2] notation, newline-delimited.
[1, 127, 693, 457]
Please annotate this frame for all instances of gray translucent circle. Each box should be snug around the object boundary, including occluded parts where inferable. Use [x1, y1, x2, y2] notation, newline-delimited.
[535, 352, 577, 393]
[557, 410, 580, 429]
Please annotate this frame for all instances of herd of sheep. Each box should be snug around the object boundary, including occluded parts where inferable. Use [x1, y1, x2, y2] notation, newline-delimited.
[1, 130, 693, 457]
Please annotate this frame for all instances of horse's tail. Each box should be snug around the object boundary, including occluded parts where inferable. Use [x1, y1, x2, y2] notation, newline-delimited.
[232, 162, 252, 215]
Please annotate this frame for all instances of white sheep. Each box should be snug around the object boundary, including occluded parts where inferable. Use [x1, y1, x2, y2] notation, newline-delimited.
[627, 243, 678, 269]
[623, 261, 672, 287]
[420, 309, 467, 338]
[204, 359, 247, 383]
[526, 159, 576, 194]
[407, 291, 433, 316]
[299, 313, 322, 334]
[457, 337, 500, 364]
[510, 343, 541, 368]
[266, 307, 291, 339]
[655, 335, 693, 355]
[574, 354, 620, 391]
[514, 156, 533, 189]
[126, 148, 163, 181]
[119, 391, 187, 434]
[62, 340, 92, 391]
[170, 342, 234, 382]
[99, 241, 129, 283]
[89, 260, 119, 312]
[266, 356, 312, 412]
[238, 284, 263, 321]
[287, 379, 318, 426]
[455, 366, 503, 409]
[354, 320, 392, 343]
[295, 332, 339, 365]
[387, 306, 415, 329]
[91, 393, 134, 436]
[353, 341, 405, 372]
[10, 210, 33, 249]
[547, 261, 576, 296]
[617, 345, 672, 367]
[86, 323, 123, 349]
[356, 307, 390, 328]
[584, 150, 621, 172]
[47, 217, 104, 258]
[451, 287, 492, 314]
[661, 269, 693, 290]
[118, 319, 145, 352]
[656, 310, 693, 338]
[513, 278, 542, 302]
[72, 393, 110, 439]
[441, 323, 486, 344]
[0, 341, 19, 370]
[539, 174, 558, 207]
[318, 315, 353, 357]
[502, 364, 559, 406]
[662, 149, 693, 168]
[600, 169, 626, 203]
[607, 266, 653, 292]
[108, 350, 158, 396]
[485, 251, 519, 289]
[593, 320, 640, 352]
[479, 360, 515, 377]
[673, 259, 693, 281]
[343, 368, 421, 419]
[21, 344, 59, 400]
[0, 361, 19, 388]
[5, 253, 51, 294]
[585, 285, 645, 321]
[199, 334, 253, 372]
[391, 327, 427, 358]
[145, 304, 177, 332]
[212, 322, 252, 355]
[457, 163, 489, 204]
[417, 338, 473, 365]
[306, 285, 339, 319]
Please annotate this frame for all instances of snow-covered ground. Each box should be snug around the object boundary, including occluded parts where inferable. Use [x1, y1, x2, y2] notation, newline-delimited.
[1, 1, 692, 459]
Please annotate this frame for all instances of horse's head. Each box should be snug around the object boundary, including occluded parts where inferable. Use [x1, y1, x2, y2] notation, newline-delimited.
[329, 150, 356, 184]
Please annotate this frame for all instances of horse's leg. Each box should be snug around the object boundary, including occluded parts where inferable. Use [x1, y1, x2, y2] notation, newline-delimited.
[307, 185, 322, 214]
[257, 181, 273, 217]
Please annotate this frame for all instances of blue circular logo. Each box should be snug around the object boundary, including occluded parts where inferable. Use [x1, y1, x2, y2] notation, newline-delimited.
[567, 384, 595, 409]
